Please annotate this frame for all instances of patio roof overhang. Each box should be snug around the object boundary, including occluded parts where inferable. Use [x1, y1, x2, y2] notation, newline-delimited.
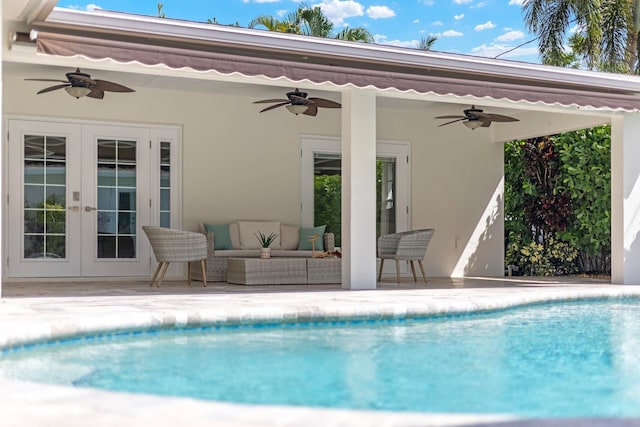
[18, 8, 640, 113]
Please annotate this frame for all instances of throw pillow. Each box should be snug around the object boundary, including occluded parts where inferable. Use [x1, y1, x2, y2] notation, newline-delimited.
[204, 223, 233, 250]
[298, 225, 326, 251]
[238, 221, 281, 249]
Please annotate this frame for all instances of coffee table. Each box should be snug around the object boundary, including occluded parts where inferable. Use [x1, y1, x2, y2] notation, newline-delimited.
[306, 257, 341, 284]
[226, 257, 342, 285]
[227, 258, 307, 285]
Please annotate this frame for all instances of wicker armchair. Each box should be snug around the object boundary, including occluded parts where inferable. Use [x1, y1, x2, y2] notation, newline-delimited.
[377, 229, 435, 283]
[142, 226, 208, 287]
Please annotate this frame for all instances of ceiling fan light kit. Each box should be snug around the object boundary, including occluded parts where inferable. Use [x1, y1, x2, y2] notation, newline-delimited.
[65, 86, 92, 99]
[286, 104, 309, 115]
[463, 120, 483, 130]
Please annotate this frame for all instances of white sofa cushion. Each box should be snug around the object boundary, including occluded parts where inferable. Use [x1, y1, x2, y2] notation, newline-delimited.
[229, 222, 241, 249]
[280, 224, 300, 250]
[238, 221, 281, 249]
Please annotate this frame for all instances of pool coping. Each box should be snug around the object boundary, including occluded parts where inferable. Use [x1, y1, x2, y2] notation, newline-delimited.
[2, 281, 640, 426]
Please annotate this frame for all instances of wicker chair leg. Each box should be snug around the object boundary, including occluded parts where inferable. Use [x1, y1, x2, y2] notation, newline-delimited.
[418, 260, 428, 283]
[150, 262, 163, 287]
[395, 260, 401, 283]
[409, 260, 417, 282]
[200, 259, 207, 287]
[187, 262, 192, 286]
[378, 259, 384, 282]
[157, 262, 170, 287]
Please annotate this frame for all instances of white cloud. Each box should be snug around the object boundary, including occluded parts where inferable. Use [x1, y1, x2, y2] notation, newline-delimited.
[454, 14, 464, 20]
[366, 5, 395, 19]
[496, 30, 525, 42]
[569, 24, 583, 34]
[453, 0, 473, 4]
[314, 0, 364, 25]
[375, 35, 421, 48]
[508, 0, 525, 5]
[442, 29, 463, 37]
[276, 9, 288, 17]
[243, 0, 280, 3]
[413, 19, 420, 24]
[473, 2, 488, 7]
[474, 21, 495, 31]
[65, 4, 102, 11]
[433, 20, 444, 26]
[421, 0, 435, 5]
[471, 43, 538, 59]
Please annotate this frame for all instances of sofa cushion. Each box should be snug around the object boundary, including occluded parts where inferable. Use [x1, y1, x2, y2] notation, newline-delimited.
[280, 224, 300, 250]
[229, 222, 241, 249]
[238, 221, 281, 249]
[204, 223, 232, 250]
[298, 225, 327, 251]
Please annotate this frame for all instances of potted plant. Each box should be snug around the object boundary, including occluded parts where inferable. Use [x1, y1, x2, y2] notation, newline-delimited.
[255, 231, 278, 259]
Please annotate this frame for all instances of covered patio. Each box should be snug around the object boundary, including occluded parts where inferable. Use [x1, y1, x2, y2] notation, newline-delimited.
[3, 1, 640, 293]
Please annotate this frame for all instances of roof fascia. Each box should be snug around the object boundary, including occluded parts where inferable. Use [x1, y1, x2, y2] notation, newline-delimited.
[18, 0, 58, 24]
[39, 8, 640, 94]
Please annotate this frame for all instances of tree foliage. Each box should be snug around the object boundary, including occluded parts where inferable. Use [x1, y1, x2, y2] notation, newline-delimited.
[314, 174, 342, 247]
[249, 3, 374, 42]
[522, 0, 640, 73]
[505, 127, 611, 276]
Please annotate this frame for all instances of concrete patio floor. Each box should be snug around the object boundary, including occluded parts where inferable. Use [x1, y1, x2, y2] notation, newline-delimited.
[2, 276, 640, 427]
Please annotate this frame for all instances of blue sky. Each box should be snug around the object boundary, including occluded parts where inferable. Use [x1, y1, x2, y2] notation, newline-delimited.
[56, 0, 540, 63]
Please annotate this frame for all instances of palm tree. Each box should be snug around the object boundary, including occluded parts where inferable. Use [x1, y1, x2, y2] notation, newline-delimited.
[249, 3, 374, 43]
[522, 0, 639, 74]
[417, 35, 438, 50]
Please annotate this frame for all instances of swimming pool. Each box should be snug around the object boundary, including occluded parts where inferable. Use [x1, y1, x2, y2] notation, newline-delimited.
[2, 298, 640, 418]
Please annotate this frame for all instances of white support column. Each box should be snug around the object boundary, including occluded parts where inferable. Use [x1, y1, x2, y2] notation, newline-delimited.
[611, 115, 640, 284]
[341, 88, 377, 290]
[0, 5, 4, 299]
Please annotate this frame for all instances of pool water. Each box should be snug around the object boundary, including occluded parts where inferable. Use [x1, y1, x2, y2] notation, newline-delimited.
[2, 299, 640, 417]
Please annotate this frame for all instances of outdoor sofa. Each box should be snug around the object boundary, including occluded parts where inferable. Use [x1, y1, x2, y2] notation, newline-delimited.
[191, 221, 335, 282]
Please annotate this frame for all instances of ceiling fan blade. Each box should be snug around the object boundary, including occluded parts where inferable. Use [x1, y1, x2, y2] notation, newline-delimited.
[434, 115, 466, 119]
[253, 98, 288, 104]
[93, 80, 135, 92]
[258, 102, 290, 113]
[437, 118, 467, 127]
[303, 105, 319, 116]
[309, 98, 341, 108]
[25, 78, 69, 83]
[87, 88, 105, 99]
[481, 113, 519, 122]
[36, 84, 70, 94]
[481, 119, 492, 127]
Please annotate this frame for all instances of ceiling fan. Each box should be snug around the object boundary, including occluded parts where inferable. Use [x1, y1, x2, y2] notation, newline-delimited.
[25, 68, 135, 99]
[253, 88, 341, 116]
[435, 105, 519, 130]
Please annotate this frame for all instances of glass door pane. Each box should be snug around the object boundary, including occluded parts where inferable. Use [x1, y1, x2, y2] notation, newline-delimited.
[96, 139, 137, 258]
[312, 154, 398, 247]
[23, 135, 67, 259]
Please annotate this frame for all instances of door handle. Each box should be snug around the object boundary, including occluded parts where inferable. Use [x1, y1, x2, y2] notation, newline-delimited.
[67, 206, 80, 212]
[84, 206, 98, 212]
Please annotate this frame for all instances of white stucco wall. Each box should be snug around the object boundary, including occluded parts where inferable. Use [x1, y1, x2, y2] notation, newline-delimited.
[4, 74, 509, 277]
[377, 106, 504, 277]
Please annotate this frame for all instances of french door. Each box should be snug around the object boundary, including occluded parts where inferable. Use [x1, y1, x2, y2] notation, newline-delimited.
[6, 119, 177, 278]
